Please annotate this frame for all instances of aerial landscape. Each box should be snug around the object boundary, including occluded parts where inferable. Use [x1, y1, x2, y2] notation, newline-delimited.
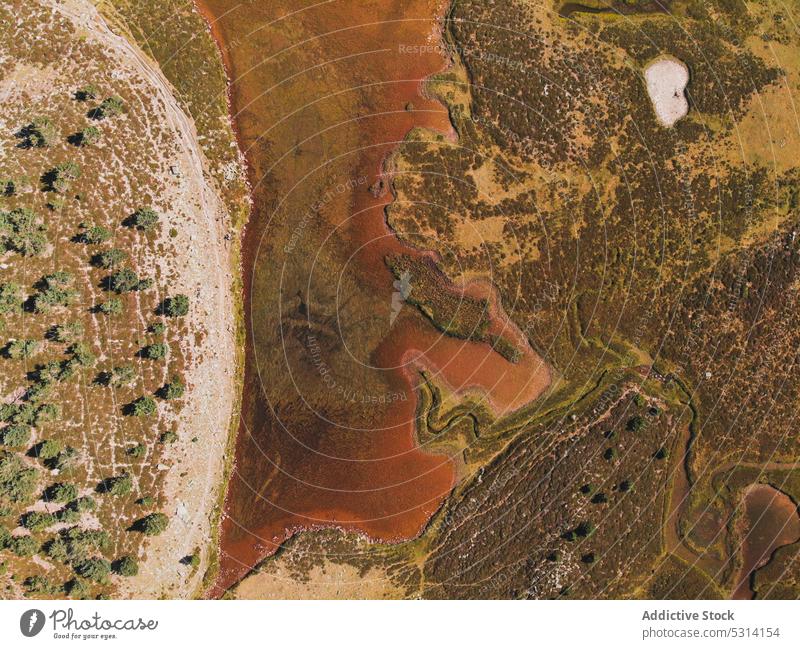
[1, 0, 800, 603]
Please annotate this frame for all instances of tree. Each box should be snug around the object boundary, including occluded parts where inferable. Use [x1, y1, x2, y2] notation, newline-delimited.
[23, 574, 62, 596]
[161, 294, 189, 317]
[49, 161, 82, 193]
[33, 439, 62, 461]
[5, 339, 39, 359]
[65, 577, 90, 599]
[654, 447, 669, 460]
[100, 363, 136, 387]
[108, 267, 152, 293]
[97, 297, 123, 316]
[0, 424, 31, 448]
[91, 96, 124, 120]
[129, 207, 159, 231]
[626, 415, 646, 432]
[113, 555, 138, 577]
[75, 84, 98, 101]
[77, 125, 101, 147]
[158, 376, 185, 400]
[159, 431, 178, 444]
[46, 482, 78, 503]
[22, 511, 57, 532]
[129, 396, 157, 417]
[75, 557, 111, 583]
[136, 512, 168, 536]
[93, 248, 126, 269]
[142, 343, 167, 360]
[10, 534, 39, 557]
[81, 225, 112, 244]
[70, 496, 96, 513]
[0, 451, 39, 504]
[0, 207, 49, 257]
[102, 474, 132, 497]
[0, 283, 22, 315]
[126, 443, 146, 458]
[66, 342, 96, 368]
[51, 321, 84, 344]
[27, 117, 58, 147]
[33, 272, 78, 312]
[57, 508, 80, 525]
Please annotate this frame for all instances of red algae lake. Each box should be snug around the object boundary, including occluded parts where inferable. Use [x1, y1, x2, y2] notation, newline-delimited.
[195, 0, 551, 595]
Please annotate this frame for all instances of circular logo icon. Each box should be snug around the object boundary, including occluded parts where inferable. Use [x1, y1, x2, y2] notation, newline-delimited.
[20, 609, 45, 637]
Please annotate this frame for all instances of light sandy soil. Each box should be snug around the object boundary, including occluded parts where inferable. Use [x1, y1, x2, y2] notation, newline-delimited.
[53, 0, 238, 598]
[644, 57, 690, 127]
[234, 562, 405, 599]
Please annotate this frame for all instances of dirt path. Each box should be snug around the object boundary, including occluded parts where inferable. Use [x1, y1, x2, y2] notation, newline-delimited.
[52, 0, 238, 598]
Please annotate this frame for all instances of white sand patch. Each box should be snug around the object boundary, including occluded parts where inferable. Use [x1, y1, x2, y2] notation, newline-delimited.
[644, 57, 690, 127]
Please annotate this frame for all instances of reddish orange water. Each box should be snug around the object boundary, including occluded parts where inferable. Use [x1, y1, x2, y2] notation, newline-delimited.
[195, 0, 550, 596]
[732, 484, 800, 599]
